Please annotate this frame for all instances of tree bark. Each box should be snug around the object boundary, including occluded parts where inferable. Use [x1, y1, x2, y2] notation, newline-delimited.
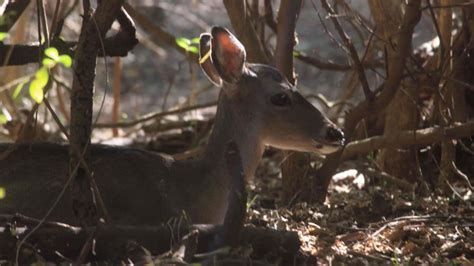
[370, 0, 422, 184]
[438, 3, 472, 191]
[437, 0, 455, 191]
[69, 0, 124, 226]
[222, 0, 269, 64]
[274, 0, 302, 84]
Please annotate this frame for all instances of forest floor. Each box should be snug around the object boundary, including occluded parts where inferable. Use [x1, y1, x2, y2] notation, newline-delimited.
[1, 144, 473, 265]
[248, 154, 474, 265]
[1, 114, 473, 265]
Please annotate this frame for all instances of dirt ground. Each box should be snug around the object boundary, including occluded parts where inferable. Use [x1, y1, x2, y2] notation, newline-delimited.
[247, 153, 474, 265]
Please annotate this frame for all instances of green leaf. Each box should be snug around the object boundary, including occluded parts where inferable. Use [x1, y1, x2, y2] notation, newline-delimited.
[29, 67, 49, 103]
[176, 37, 200, 54]
[0, 114, 8, 124]
[176, 37, 191, 50]
[0, 32, 8, 42]
[0, 187, 5, 199]
[35, 67, 49, 83]
[12, 80, 27, 100]
[45, 47, 59, 61]
[42, 58, 56, 68]
[191, 37, 200, 44]
[29, 79, 45, 103]
[187, 46, 199, 54]
[58, 54, 72, 68]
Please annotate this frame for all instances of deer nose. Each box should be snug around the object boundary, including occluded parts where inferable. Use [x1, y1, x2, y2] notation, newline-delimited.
[326, 126, 344, 144]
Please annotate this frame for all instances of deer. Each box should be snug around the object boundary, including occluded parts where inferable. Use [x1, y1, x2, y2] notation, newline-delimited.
[0, 27, 344, 226]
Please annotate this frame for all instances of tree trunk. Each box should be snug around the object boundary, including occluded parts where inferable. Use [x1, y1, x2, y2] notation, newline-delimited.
[438, 3, 471, 191]
[70, 0, 124, 226]
[369, 0, 423, 183]
[437, 0, 455, 191]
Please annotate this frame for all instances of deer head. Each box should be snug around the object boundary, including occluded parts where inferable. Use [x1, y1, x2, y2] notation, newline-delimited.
[199, 26, 345, 156]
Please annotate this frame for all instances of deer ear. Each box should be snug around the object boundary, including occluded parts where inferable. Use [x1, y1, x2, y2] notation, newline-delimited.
[199, 33, 223, 87]
[211, 26, 246, 83]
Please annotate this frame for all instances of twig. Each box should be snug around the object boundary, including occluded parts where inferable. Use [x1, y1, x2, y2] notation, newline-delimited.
[0, 214, 79, 231]
[264, 0, 277, 32]
[360, 168, 414, 191]
[75, 220, 104, 265]
[38, 0, 49, 47]
[158, 2, 209, 31]
[123, 2, 198, 62]
[15, 147, 84, 265]
[49, 0, 62, 40]
[112, 57, 121, 137]
[451, 161, 473, 190]
[0, 74, 33, 93]
[313, 0, 421, 196]
[347, 250, 388, 262]
[421, 1, 474, 10]
[54, 74, 70, 121]
[295, 51, 383, 71]
[426, 0, 445, 65]
[43, 97, 110, 222]
[320, 0, 373, 101]
[161, 74, 176, 112]
[95, 101, 217, 128]
[315, 0, 422, 196]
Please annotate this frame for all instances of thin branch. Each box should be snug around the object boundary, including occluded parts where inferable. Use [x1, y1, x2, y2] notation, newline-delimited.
[342, 121, 474, 159]
[38, 0, 49, 47]
[123, 2, 198, 62]
[320, 0, 373, 101]
[344, 0, 422, 136]
[223, 0, 269, 63]
[264, 0, 277, 32]
[0, 0, 30, 32]
[94, 101, 217, 128]
[421, 1, 474, 10]
[49, 0, 62, 40]
[274, 0, 302, 84]
[313, 0, 422, 201]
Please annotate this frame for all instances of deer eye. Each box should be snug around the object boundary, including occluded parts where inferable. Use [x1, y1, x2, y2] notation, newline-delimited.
[271, 93, 291, 107]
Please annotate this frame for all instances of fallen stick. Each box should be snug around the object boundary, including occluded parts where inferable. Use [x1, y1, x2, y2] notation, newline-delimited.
[0, 221, 300, 263]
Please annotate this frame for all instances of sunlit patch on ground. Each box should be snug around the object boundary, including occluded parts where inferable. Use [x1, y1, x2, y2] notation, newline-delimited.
[249, 156, 474, 264]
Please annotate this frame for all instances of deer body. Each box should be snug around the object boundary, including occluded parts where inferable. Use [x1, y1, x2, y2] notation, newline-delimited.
[0, 27, 344, 225]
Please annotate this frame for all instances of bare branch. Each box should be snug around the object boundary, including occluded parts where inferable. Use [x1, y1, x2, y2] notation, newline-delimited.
[123, 2, 198, 62]
[223, 0, 269, 63]
[0, 0, 30, 32]
[320, 0, 373, 101]
[274, 0, 302, 84]
[342, 121, 474, 159]
[94, 101, 217, 128]
[313, 0, 422, 202]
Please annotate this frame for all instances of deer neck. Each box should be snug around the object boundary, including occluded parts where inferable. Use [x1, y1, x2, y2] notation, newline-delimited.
[201, 91, 265, 181]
